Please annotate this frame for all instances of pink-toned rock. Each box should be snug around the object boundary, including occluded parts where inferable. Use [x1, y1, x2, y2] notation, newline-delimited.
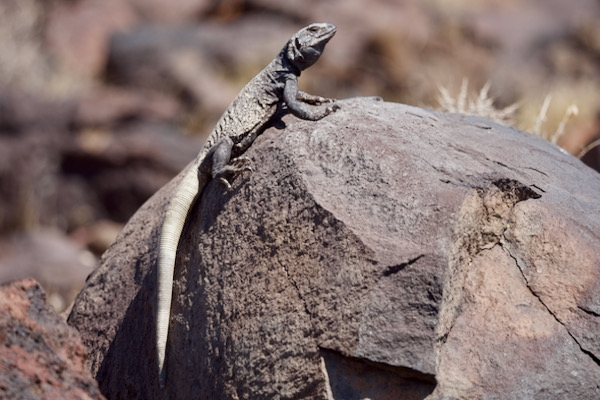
[0, 279, 105, 400]
[0, 87, 201, 234]
[60, 121, 203, 223]
[46, 0, 137, 80]
[0, 91, 73, 233]
[0, 229, 97, 312]
[74, 87, 180, 126]
[126, 0, 212, 22]
[69, 98, 600, 399]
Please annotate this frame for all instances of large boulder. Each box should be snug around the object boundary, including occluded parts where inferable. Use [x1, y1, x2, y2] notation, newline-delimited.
[0, 278, 105, 400]
[68, 97, 600, 399]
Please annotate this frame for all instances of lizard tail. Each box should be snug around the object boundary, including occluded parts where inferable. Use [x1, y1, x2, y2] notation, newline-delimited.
[157, 167, 199, 388]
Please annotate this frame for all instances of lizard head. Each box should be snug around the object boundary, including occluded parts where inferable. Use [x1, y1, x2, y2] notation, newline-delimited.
[287, 23, 336, 71]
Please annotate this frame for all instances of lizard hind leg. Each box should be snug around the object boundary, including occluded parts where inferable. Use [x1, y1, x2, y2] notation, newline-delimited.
[210, 137, 253, 189]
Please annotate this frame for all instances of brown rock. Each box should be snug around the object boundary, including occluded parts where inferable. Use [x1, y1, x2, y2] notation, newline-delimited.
[74, 87, 179, 127]
[68, 98, 600, 399]
[105, 20, 301, 121]
[0, 91, 73, 233]
[125, 0, 212, 22]
[0, 278, 105, 400]
[105, 23, 239, 116]
[46, 0, 137, 81]
[0, 0, 56, 96]
[61, 122, 203, 223]
[70, 219, 125, 257]
[0, 229, 97, 312]
[0, 88, 195, 233]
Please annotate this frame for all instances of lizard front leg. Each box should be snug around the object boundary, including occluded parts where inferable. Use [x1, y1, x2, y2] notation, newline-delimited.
[284, 78, 339, 121]
[296, 90, 335, 105]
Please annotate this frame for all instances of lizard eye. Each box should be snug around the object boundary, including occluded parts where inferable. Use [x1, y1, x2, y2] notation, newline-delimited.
[307, 26, 319, 33]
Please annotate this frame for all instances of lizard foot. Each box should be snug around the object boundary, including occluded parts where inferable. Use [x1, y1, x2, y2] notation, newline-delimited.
[213, 157, 253, 188]
[230, 156, 253, 171]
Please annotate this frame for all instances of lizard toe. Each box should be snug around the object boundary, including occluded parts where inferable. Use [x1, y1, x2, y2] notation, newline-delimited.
[231, 156, 252, 166]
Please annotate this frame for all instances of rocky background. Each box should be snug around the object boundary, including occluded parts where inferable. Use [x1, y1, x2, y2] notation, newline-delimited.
[1, 0, 600, 312]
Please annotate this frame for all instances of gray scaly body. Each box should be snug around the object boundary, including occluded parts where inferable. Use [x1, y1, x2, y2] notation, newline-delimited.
[157, 22, 339, 387]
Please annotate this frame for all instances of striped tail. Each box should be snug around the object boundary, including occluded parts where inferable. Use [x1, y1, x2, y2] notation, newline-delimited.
[157, 166, 200, 388]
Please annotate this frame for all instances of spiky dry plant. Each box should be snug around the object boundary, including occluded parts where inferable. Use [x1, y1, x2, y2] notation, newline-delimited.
[533, 95, 579, 144]
[577, 139, 600, 159]
[437, 79, 519, 125]
[532, 94, 552, 136]
[438, 80, 581, 151]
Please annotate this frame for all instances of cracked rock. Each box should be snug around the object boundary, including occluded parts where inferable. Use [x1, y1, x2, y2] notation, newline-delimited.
[68, 98, 600, 399]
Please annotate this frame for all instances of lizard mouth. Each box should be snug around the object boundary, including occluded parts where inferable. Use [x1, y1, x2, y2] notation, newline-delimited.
[307, 22, 337, 42]
[319, 24, 337, 40]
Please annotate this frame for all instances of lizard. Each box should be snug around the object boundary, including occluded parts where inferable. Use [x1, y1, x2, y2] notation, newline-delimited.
[156, 22, 340, 388]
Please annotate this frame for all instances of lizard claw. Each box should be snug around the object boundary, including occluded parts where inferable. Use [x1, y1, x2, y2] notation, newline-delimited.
[326, 103, 341, 114]
[216, 177, 232, 189]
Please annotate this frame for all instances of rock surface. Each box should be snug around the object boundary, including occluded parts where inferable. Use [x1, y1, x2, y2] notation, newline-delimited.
[68, 98, 600, 399]
[0, 228, 97, 312]
[0, 278, 105, 400]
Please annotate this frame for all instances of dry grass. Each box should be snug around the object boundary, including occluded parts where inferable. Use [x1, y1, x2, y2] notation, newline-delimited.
[437, 79, 519, 124]
[437, 79, 590, 158]
[518, 82, 600, 147]
[532, 95, 579, 144]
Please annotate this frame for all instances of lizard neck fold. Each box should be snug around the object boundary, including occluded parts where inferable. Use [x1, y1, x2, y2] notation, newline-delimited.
[280, 46, 302, 77]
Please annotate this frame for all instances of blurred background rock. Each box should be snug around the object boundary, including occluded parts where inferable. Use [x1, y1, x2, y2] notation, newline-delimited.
[1, 0, 599, 312]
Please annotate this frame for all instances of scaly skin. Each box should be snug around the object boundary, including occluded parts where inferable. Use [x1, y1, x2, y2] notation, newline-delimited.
[157, 22, 339, 387]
